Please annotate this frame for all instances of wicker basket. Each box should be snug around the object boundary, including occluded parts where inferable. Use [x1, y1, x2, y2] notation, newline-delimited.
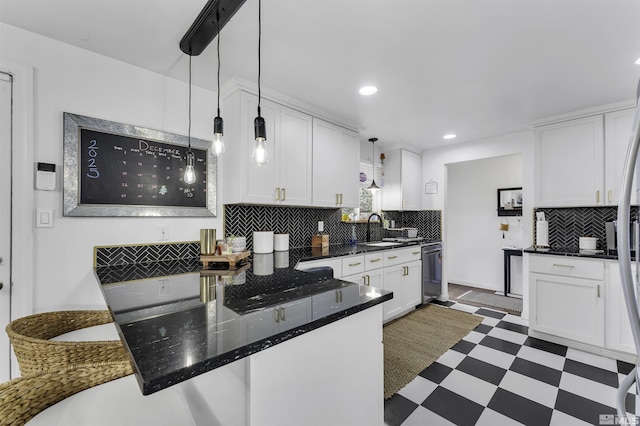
[0, 362, 133, 426]
[6, 310, 131, 375]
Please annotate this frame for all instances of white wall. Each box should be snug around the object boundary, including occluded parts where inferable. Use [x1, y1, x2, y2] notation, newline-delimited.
[447, 155, 523, 291]
[421, 130, 533, 318]
[1, 23, 223, 313]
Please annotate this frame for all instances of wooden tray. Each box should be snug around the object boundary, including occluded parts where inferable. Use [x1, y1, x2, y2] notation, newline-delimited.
[200, 263, 250, 276]
[200, 250, 250, 269]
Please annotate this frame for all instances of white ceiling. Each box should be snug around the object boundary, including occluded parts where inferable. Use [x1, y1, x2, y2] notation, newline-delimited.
[1, 0, 639, 151]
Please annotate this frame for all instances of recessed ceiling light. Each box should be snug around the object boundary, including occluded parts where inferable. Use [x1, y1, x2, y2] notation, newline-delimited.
[359, 86, 378, 96]
[443, 134, 457, 140]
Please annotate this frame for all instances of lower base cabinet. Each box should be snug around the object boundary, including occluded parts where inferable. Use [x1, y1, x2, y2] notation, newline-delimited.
[607, 263, 637, 354]
[382, 260, 421, 322]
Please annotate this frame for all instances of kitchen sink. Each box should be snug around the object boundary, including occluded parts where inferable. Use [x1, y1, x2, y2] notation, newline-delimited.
[363, 242, 403, 247]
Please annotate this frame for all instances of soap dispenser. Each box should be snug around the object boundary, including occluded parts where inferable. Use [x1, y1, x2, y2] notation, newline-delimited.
[349, 225, 358, 246]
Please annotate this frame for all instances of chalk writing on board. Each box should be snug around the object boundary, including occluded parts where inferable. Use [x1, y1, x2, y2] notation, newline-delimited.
[79, 128, 207, 208]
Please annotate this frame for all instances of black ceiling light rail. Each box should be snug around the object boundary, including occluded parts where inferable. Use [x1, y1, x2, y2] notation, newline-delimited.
[180, 0, 247, 56]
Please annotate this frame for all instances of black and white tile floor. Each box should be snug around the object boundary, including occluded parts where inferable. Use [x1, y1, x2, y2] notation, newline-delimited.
[384, 301, 637, 426]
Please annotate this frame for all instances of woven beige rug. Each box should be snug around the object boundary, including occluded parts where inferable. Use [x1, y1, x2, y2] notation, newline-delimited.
[383, 304, 483, 399]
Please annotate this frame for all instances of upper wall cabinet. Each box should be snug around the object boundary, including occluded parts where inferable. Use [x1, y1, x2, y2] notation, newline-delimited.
[534, 108, 638, 207]
[381, 149, 422, 211]
[312, 118, 360, 208]
[223, 90, 313, 206]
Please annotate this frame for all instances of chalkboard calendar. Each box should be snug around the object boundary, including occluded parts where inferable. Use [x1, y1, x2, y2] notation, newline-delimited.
[64, 113, 217, 217]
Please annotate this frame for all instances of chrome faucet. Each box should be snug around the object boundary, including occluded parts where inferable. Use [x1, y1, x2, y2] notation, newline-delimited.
[367, 213, 383, 242]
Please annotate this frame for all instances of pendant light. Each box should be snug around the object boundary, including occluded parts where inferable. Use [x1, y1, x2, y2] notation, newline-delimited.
[184, 54, 197, 185]
[367, 138, 381, 192]
[212, 8, 225, 156]
[251, 0, 268, 166]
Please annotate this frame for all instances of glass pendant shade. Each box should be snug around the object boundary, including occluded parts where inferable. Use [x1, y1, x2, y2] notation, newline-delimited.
[212, 116, 225, 155]
[184, 150, 197, 184]
[252, 115, 268, 166]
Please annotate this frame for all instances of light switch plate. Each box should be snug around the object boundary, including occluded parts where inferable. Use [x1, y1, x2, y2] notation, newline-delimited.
[36, 208, 54, 228]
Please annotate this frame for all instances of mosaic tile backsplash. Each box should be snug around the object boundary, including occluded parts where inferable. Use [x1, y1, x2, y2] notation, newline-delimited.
[94, 242, 200, 267]
[224, 205, 442, 251]
[534, 206, 639, 250]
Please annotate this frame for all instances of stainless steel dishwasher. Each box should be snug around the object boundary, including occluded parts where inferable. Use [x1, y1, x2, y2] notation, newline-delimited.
[421, 242, 442, 304]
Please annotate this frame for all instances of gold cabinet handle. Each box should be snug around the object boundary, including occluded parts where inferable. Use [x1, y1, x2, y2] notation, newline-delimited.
[596, 190, 600, 203]
[275, 188, 281, 201]
[339, 290, 343, 302]
[348, 262, 362, 267]
[413, 251, 421, 255]
[280, 307, 285, 321]
[597, 285, 600, 298]
[339, 194, 343, 205]
[552, 263, 575, 269]
[282, 188, 286, 201]
[336, 291, 340, 303]
[369, 258, 382, 263]
[608, 190, 613, 203]
[274, 308, 280, 323]
[335, 193, 339, 205]
[388, 255, 398, 260]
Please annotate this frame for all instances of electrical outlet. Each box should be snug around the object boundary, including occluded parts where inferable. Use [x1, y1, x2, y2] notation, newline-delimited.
[157, 279, 169, 296]
[158, 226, 169, 241]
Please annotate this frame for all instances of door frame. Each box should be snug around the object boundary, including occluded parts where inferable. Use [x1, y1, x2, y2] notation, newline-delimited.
[0, 60, 35, 377]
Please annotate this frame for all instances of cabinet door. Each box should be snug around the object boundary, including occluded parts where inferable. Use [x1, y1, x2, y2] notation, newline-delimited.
[241, 92, 279, 204]
[530, 272, 604, 346]
[367, 268, 384, 289]
[279, 107, 313, 206]
[605, 108, 638, 205]
[534, 115, 604, 207]
[277, 299, 311, 333]
[312, 118, 341, 207]
[337, 127, 360, 208]
[403, 261, 422, 309]
[607, 263, 636, 354]
[401, 150, 422, 210]
[383, 265, 404, 322]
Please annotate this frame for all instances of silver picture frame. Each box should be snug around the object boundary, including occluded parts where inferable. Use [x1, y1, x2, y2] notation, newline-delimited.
[63, 112, 217, 217]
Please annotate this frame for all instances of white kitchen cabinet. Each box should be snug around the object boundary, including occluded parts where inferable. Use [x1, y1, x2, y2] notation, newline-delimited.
[296, 257, 343, 278]
[223, 90, 313, 206]
[312, 118, 360, 208]
[529, 255, 605, 347]
[534, 107, 638, 208]
[381, 149, 422, 211]
[382, 260, 421, 322]
[534, 115, 604, 207]
[607, 262, 636, 354]
[605, 108, 639, 205]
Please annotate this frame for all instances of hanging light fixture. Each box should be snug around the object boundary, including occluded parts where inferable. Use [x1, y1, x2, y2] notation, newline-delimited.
[184, 54, 197, 185]
[251, 0, 268, 166]
[367, 138, 381, 192]
[212, 8, 225, 156]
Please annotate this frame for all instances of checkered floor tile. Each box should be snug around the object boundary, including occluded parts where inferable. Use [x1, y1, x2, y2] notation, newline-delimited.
[384, 301, 638, 426]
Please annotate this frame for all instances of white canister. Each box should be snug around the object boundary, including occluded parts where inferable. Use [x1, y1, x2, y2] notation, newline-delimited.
[253, 231, 274, 253]
[274, 233, 289, 251]
[579, 237, 598, 250]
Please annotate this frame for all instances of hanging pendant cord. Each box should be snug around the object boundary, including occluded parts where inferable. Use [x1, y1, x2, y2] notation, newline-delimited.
[188, 54, 192, 149]
[216, 9, 221, 117]
[257, 0, 262, 118]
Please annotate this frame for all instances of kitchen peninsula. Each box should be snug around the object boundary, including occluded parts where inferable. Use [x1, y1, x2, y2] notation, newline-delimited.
[95, 256, 391, 426]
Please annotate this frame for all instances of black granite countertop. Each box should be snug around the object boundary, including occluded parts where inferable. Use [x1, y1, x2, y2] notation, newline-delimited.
[96, 259, 392, 395]
[524, 246, 622, 260]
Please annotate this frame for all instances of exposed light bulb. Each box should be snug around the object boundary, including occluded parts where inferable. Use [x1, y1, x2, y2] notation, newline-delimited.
[252, 115, 268, 166]
[184, 150, 196, 184]
[212, 116, 225, 155]
[252, 137, 268, 166]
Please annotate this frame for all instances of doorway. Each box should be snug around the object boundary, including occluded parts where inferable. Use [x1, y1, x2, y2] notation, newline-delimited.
[0, 72, 12, 382]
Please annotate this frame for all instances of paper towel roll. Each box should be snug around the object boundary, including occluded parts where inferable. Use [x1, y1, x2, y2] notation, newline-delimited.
[536, 221, 549, 247]
[274, 233, 289, 251]
[253, 231, 274, 253]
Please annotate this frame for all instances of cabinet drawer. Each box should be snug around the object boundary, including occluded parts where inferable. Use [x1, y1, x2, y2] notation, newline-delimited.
[364, 253, 384, 271]
[384, 247, 422, 267]
[529, 255, 604, 280]
[296, 258, 343, 278]
[342, 255, 365, 276]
